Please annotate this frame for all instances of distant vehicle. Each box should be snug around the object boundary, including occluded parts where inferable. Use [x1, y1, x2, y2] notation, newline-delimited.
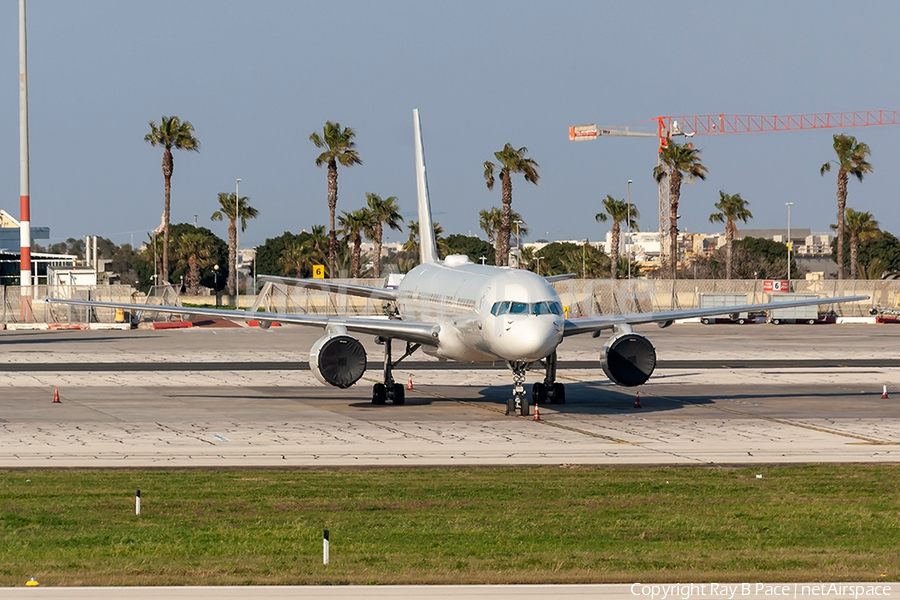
[769, 294, 836, 324]
[699, 293, 751, 324]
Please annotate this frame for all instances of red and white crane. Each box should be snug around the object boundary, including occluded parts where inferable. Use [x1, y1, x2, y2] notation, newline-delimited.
[570, 110, 900, 262]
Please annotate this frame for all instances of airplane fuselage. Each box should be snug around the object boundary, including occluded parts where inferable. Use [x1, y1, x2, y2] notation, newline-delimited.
[396, 259, 564, 363]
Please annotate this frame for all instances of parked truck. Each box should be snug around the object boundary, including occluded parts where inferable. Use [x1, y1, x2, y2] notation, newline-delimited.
[698, 293, 751, 325]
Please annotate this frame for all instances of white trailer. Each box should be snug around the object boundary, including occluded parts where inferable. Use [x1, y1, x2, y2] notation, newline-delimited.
[767, 293, 822, 324]
[698, 293, 751, 324]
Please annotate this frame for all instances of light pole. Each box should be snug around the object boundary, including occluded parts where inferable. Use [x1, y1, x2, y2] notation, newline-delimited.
[786, 202, 793, 289]
[626, 179, 633, 280]
[536, 256, 543, 276]
[213, 264, 219, 308]
[235, 178, 241, 308]
[514, 220, 523, 251]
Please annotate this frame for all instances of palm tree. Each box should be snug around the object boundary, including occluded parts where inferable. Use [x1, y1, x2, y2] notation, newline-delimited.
[278, 240, 316, 278]
[821, 134, 873, 280]
[310, 122, 362, 278]
[366, 193, 403, 278]
[338, 208, 374, 278]
[174, 232, 215, 295]
[595, 195, 640, 280]
[479, 207, 528, 250]
[831, 208, 880, 279]
[211, 192, 259, 295]
[308, 224, 328, 267]
[708, 191, 753, 280]
[145, 116, 200, 284]
[404, 220, 447, 260]
[653, 141, 707, 280]
[484, 144, 539, 266]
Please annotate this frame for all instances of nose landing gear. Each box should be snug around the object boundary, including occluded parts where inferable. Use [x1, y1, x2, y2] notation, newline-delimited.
[505, 361, 531, 416]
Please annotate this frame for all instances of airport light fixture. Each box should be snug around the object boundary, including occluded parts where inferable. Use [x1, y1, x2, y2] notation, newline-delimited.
[235, 178, 241, 307]
[627, 179, 633, 280]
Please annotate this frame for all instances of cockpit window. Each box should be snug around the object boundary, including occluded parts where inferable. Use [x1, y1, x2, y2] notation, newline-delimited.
[491, 301, 511, 316]
[509, 302, 529, 315]
[491, 300, 562, 316]
[532, 301, 563, 315]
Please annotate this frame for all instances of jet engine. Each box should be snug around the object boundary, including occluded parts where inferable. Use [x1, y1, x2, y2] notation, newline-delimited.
[309, 333, 367, 388]
[600, 332, 657, 387]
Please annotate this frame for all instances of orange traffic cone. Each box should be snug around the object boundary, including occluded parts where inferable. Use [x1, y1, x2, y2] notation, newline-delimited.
[634, 392, 642, 408]
[407, 375, 414, 390]
[532, 404, 541, 421]
[53, 388, 61, 403]
[882, 383, 890, 399]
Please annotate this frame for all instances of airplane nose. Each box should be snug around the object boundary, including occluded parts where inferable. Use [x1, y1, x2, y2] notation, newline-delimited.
[496, 318, 562, 361]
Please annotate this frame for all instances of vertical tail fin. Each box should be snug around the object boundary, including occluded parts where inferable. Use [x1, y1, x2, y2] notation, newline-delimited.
[413, 109, 438, 265]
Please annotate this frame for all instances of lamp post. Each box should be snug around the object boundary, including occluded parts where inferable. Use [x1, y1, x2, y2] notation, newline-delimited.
[536, 256, 543, 276]
[514, 220, 523, 251]
[626, 179, 633, 280]
[213, 264, 219, 308]
[235, 178, 241, 308]
[786, 202, 793, 289]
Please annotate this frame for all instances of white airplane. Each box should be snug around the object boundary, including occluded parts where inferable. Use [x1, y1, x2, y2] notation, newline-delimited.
[47, 109, 868, 416]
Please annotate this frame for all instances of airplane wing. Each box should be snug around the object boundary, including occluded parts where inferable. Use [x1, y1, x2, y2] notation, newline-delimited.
[257, 275, 399, 301]
[544, 273, 576, 283]
[562, 294, 869, 337]
[44, 298, 439, 346]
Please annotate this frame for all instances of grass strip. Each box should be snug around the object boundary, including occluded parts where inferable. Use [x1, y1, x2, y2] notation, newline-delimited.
[1, 465, 899, 586]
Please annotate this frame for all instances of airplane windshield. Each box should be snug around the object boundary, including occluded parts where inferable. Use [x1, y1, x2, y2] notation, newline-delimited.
[491, 300, 563, 316]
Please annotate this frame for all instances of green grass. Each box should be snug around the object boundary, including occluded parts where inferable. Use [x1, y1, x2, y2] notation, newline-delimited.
[2, 465, 899, 586]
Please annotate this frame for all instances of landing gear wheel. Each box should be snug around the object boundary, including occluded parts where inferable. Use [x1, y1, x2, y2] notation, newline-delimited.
[392, 383, 405, 405]
[532, 382, 548, 405]
[372, 383, 387, 405]
[553, 382, 566, 405]
[519, 396, 530, 417]
[506, 398, 516, 416]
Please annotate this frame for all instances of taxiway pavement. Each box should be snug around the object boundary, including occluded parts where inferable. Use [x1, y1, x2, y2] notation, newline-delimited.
[1, 324, 897, 467]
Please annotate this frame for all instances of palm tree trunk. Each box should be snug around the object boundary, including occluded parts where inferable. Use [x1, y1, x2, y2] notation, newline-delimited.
[373, 222, 383, 278]
[850, 233, 859, 279]
[161, 148, 173, 285]
[187, 254, 200, 295]
[327, 160, 338, 278]
[227, 220, 236, 295]
[725, 223, 734, 280]
[610, 223, 620, 280]
[352, 238, 361, 278]
[836, 170, 848, 280]
[499, 173, 513, 267]
[669, 173, 681, 281]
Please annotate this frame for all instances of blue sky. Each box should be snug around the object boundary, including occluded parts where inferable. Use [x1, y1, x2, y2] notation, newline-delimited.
[0, 1, 898, 250]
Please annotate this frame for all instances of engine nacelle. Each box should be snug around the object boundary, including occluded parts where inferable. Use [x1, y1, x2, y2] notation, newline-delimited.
[600, 332, 657, 387]
[309, 333, 367, 388]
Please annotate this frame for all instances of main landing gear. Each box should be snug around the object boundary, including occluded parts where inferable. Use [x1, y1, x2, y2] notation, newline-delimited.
[372, 338, 421, 406]
[532, 351, 566, 406]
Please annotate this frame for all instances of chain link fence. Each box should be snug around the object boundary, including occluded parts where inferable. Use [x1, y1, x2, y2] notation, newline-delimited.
[2, 279, 892, 324]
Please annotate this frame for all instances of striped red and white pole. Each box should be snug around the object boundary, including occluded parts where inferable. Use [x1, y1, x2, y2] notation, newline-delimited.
[19, 0, 32, 291]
